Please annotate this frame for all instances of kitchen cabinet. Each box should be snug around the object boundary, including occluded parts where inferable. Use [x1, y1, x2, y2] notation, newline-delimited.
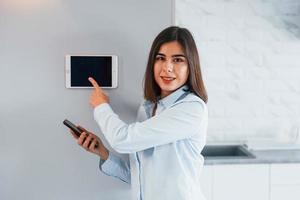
[270, 163, 300, 200]
[213, 164, 269, 200]
[200, 166, 213, 200]
[200, 164, 269, 200]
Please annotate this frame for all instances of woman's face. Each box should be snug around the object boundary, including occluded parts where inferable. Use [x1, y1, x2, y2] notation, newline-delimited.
[154, 41, 189, 98]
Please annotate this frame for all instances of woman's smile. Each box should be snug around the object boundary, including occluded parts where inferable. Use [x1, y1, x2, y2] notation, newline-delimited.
[161, 76, 176, 83]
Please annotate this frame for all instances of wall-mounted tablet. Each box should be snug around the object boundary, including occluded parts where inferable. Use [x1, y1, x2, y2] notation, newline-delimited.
[65, 55, 118, 88]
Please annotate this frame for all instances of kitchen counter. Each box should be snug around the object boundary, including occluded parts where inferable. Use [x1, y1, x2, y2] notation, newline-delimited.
[204, 149, 300, 165]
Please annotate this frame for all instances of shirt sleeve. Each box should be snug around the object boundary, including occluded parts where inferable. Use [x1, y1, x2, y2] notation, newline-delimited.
[135, 102, 148, 122]
[94, 101, 207, 154]
[99, 152, 131, 184]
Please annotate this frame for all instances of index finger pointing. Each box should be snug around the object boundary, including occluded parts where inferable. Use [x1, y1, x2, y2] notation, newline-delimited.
[88, 77, 101, 91]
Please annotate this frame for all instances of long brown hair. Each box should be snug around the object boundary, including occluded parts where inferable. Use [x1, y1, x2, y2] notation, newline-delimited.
[143, 26, 208, 104]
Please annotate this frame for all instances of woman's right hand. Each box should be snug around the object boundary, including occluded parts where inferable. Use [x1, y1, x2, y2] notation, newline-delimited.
[70, 126, 109, 160]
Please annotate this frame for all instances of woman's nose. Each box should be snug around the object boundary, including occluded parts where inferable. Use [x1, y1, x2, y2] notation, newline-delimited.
[164, 60, 173, 72]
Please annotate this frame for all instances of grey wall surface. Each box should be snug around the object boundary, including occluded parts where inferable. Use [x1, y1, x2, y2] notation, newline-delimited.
[0, 1, 173, 199]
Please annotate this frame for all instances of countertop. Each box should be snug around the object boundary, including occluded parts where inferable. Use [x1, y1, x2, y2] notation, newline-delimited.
[204, 149, 300, 165]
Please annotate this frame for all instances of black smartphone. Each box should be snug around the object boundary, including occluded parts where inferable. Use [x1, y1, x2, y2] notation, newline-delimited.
[63, 119, 83, 137]
[63, 119, 99, 148]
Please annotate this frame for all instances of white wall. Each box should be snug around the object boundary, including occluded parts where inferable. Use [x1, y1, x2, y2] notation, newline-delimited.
[176, 0, 300, 143]
[0, 1, 173, 199]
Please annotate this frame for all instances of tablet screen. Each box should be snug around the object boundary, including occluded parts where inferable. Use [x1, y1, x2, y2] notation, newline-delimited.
[70, 56, 112, 87]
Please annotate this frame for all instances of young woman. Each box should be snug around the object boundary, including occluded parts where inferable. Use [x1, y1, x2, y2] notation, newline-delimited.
[71, 26, 208, 200]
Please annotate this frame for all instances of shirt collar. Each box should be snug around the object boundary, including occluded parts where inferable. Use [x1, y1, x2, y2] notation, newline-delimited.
[159, 85, 189, 108]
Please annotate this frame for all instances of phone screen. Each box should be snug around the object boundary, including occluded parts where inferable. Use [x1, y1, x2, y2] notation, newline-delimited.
[70, 56, 112, 87]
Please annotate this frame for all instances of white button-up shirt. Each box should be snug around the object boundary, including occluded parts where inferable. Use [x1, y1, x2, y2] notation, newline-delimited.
[94, 85, 208, 200]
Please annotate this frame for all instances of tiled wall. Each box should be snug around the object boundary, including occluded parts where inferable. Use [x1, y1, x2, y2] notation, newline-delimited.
[176, 0, 300, 143]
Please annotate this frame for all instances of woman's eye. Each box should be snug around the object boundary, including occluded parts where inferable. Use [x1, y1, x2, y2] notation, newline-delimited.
[173, 58, 184, 63]
[155, 56, 165, 61]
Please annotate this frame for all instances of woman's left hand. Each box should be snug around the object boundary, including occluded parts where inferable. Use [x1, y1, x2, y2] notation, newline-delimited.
[88, 77, 109, 108]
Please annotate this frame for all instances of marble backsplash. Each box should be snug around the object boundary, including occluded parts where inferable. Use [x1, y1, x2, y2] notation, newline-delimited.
[176, 0, 300, 143]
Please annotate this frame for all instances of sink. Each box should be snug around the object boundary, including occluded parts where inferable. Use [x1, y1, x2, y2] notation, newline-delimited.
[201, 144, 255, 159]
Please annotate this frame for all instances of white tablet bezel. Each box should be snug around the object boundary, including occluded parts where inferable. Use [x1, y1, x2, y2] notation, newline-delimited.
[65, 54, 118, 89]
